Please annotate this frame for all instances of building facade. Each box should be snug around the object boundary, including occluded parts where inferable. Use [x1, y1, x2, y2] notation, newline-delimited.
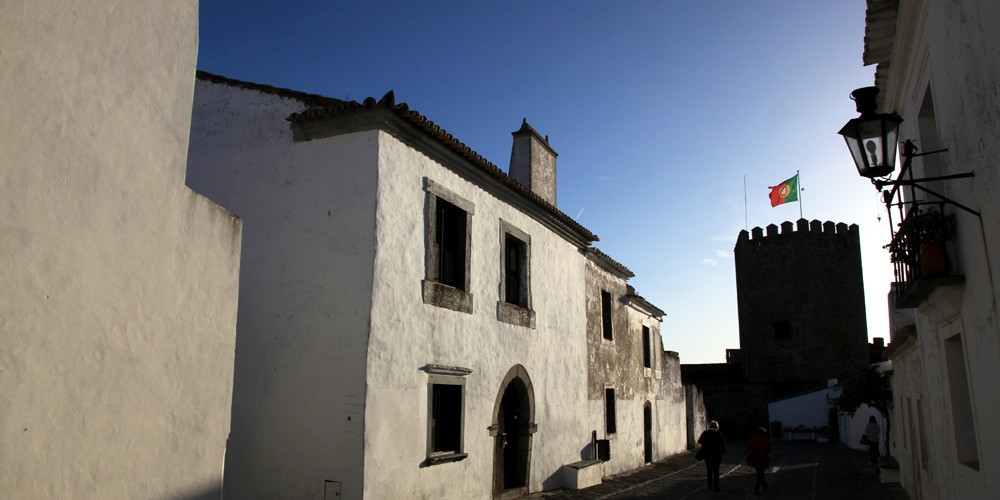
[187, 73, 690, 499]
[860, 1, 1000, 499]
[1, 1, 242, 497]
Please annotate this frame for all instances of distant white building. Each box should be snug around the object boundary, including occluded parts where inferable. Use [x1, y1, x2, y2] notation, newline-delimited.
[1, 1, 241, 498]
[858, 1, 1000, 499]
[187, 72, 690, 499]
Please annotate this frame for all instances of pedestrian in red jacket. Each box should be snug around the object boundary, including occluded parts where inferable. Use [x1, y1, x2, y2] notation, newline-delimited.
[745, 427, 772, 494]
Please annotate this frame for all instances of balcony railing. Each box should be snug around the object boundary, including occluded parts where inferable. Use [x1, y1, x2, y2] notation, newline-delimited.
[889, 201, 964, 308]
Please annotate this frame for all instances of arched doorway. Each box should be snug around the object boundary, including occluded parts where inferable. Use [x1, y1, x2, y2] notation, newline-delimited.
[490, 365, 536, 498]
[643, 402, 653, 464]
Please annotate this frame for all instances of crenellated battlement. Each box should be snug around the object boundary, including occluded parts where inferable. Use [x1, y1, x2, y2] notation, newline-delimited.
[732, 216, 868, 386]
[736, 218, 859, 249]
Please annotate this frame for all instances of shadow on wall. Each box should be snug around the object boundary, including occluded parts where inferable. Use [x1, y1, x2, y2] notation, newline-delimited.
[542, 469, 563, 491]
[172, 482, 222, 500]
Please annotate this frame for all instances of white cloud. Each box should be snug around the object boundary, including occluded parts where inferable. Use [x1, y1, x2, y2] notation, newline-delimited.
[701, 259, 718, 267]
[716, 249, 730, 258]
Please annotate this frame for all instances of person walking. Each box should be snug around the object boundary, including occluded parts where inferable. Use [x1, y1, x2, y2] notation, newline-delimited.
[864, 415, 881, 464]
[745, 427, 772, 494]
[697, 420, 727, 492]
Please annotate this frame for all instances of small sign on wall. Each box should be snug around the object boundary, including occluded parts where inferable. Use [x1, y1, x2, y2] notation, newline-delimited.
[324, 480, 342, 499]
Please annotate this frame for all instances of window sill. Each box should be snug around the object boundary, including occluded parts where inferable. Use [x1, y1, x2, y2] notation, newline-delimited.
[423, 280, 473, 313]
[497, 301, 536, 328]
[425, 452, 468, 466]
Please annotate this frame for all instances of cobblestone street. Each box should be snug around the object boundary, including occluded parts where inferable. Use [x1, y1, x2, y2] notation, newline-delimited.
[527, 440, 908, 500]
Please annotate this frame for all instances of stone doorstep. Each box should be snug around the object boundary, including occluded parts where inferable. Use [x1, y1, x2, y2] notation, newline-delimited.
[561, 459, 603, 490]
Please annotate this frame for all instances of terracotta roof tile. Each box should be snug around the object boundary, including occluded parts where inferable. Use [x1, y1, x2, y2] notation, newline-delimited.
[288, 90, 599, 244]
[196, 71, 346, 108]
[626, 284, 665, 318]
[584, 247, 634, 279]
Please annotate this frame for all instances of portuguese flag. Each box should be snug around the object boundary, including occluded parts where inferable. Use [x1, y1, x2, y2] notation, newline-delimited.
[768, 174, 798, 207]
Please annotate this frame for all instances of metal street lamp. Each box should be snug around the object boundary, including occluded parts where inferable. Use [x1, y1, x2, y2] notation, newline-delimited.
[837, 86, 902, 178]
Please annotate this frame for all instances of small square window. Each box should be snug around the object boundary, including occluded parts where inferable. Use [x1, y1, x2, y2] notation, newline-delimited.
[773, 321, 792, 340]
[601, 290, 614, 340]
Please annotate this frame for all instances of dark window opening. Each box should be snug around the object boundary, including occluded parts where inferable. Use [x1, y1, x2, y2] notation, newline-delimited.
[504, 234, 527, 306]
[773, 320, 792, 340]
[601, 290, 613, 340]
[944, 333, 979, 470]
[642, 326, 651, 368]
[431, 384, 462, 453]
[604, 388, 617, 434]
[436, 199, 467, 290]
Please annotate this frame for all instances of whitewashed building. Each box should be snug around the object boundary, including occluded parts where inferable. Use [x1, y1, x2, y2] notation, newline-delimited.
[187, 72, 689, 499]
[857, 1, 1000, 499]
[1, 1, 242, 498]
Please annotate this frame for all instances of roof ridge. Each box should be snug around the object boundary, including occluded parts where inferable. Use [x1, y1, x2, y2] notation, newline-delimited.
[289, 94, 598, 243]
[196, 70, 346, 107]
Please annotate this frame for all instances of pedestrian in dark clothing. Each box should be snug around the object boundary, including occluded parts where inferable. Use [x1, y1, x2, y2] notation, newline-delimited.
[697, 420, 726, 492]
[865, 415, 881, 464]
[745, 427, 772, 494]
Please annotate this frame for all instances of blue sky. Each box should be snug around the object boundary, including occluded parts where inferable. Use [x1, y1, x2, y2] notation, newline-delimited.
[198, 1, 890, 364]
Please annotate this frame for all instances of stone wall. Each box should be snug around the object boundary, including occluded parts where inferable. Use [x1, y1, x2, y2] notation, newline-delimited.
[734, 220, 869, 385]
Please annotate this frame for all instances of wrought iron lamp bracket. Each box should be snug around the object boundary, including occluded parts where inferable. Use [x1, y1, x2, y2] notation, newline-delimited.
[873, 140, 980, 217]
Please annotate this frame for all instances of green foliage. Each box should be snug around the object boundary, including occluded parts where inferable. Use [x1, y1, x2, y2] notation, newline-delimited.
[835, 366, 891, 417]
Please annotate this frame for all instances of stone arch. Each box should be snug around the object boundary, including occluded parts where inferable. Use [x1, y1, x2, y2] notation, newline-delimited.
[489, 364, 537, 497]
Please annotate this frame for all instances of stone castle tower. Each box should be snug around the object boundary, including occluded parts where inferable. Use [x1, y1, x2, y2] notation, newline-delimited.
[734, 219, 869, 385]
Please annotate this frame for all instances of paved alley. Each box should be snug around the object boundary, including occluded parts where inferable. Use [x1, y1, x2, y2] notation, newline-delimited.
[527, 440, 908, 500]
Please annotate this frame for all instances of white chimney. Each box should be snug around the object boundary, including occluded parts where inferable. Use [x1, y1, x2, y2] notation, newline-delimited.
[509, 119, 558, 206]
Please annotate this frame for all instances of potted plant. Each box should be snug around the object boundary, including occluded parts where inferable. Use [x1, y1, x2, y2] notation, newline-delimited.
[886, 207, 956, 276]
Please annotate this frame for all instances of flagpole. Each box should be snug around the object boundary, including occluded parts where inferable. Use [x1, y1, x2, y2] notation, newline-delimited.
[797, 170, 803, 219]
[744, 175, 748, 231]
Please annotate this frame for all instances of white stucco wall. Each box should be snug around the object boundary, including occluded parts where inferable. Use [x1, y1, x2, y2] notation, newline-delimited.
[187, 83, 377, 499]
[685, 384, 708, 448]
[887, 344, 932, 495]
[768, 388, 836, 434]
[1, 1, 241, 497]
[875, 2, 1000, 499]
[592, 310, 686, 478]
[657, 352, 691, 456]
[837, 405, 882, 452]
[363, 131, 592, 498]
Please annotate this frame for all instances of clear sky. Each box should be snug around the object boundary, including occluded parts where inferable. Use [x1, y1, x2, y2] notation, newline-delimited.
[198, 1, 891, 364]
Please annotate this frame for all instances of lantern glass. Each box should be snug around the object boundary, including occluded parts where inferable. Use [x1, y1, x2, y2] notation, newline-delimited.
[838, 113, 902, 178]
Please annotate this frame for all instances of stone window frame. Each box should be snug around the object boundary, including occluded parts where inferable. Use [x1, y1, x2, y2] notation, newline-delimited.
[641, 324, 652, 373]
[423, 364, 473, 466]
[600, 290, 614, 342]
[943, 330, 980, 471]
[423, 179, 474, 314]
[497, 219, 536, 328]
